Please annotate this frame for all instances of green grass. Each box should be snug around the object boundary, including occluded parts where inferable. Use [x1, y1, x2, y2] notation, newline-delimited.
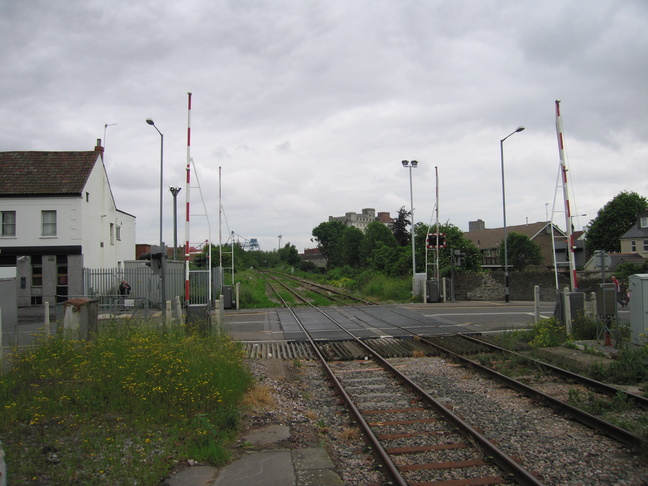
[0, 320, 253, 485]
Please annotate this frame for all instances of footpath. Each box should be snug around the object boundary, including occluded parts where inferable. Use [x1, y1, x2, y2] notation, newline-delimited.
[163, 358, 343, 486]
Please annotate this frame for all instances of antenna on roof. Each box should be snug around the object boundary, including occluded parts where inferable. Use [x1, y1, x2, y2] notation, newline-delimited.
[103, 123, 117, 163]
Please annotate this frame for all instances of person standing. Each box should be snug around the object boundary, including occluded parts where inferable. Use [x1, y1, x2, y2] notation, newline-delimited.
[611, 276, 626, 307]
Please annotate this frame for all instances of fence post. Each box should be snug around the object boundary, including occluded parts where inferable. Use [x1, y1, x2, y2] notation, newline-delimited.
[534, 285, 540, 323]
[587, 292, 596, 318]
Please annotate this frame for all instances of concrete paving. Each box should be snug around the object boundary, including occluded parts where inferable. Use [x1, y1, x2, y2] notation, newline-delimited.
[164, 443, 343, 486]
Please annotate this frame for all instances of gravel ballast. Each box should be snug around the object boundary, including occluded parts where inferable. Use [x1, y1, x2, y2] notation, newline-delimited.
[244, 357, 648, 486]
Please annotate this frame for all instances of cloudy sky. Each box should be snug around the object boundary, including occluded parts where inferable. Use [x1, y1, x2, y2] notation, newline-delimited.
[2, 0, 647, 253]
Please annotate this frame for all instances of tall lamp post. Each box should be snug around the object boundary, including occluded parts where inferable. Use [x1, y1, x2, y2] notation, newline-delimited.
[402, 160, 418, 285]
[500, 126, 525, 303]
[169, 186, 182, 260]
[146, 118, 166, 307]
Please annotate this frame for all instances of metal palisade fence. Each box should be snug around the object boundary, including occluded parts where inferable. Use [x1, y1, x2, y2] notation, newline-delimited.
[82, 266, 211, 310]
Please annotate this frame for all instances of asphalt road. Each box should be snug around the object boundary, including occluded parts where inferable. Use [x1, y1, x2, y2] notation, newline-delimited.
[224, 300, 632, 342]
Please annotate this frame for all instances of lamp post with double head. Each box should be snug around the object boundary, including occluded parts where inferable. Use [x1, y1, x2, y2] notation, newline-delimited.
[146, 118, 166, 307]
[500, 126, 525, 303]
[402, 160, 418, 283]
[169, 186, 182, 260]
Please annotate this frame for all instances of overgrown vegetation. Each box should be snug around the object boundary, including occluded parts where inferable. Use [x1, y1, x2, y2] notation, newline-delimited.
[492, 315, 648, 392]
[0, 321, 253, 485]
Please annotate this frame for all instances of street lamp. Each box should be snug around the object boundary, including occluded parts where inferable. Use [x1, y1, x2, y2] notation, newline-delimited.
[169, 186, 182, 260]
[402, 160, 418, 282]
[146, 118, 166, 307]
[500, 126, 525, 303]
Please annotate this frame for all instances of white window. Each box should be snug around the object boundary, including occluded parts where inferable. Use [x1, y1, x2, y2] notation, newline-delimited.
[42, 210, 57, 236]
[640, 216, 648, 228]
[643, 240, 648, 252]
[110, 223, 115, 245]
[1, 211, 16, 236]
[631, 240, 637, 252]
[116, 225, 121, 241]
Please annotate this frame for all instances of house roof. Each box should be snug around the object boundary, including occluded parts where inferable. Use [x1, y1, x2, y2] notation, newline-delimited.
[0, 151, 101, 197]
[464, 221, 565, 249]
[621, 210, 648, 239]
[583, 252, 646, 271]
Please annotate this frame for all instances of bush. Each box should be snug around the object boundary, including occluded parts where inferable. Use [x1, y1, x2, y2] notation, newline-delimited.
[529, 317, 567, 348]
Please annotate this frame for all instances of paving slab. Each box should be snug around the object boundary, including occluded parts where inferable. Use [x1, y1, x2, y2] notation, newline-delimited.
[213, 450, 295, 486]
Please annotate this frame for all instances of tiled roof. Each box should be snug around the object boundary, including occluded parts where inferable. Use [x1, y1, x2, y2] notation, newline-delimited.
[464, 221, 563, 249]
[0, 151, 100, 196]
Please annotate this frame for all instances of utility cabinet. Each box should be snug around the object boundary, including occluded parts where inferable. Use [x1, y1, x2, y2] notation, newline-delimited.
[629, 274, 648, 345]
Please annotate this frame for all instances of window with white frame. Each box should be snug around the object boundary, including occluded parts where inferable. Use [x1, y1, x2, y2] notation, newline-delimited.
[631, 240, 637, 252]
[1, 210, 16, 236]
[116, 225, 121, 241]
[110, 223, 115, 245]
[42, 210, 57, 236]
[641, 216, 648, 228]
[643, 239, 648, 252]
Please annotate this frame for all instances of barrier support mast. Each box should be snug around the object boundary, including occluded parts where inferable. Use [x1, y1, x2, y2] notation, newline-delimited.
[184, 92, 192, 303]
[555, 100, 578, 290]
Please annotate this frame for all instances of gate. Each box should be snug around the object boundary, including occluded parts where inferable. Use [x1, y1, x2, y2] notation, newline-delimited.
[188, 270, 211, 305]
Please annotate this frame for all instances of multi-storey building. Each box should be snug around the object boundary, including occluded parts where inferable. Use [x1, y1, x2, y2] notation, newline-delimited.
[328, 208, 393, 232]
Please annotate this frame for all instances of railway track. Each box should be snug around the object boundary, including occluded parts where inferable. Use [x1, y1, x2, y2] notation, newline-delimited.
[263, 271, 375, 306]
[264, 277, 544, 485]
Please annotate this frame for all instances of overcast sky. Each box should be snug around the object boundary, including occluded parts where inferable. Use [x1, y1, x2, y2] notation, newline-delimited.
[2, 0, 647, 253]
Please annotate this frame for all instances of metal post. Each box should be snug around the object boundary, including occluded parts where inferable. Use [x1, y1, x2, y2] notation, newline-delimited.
[500, 127, 525, 302]
[146, 119, 166, 307]
[402, 160, 418, 293]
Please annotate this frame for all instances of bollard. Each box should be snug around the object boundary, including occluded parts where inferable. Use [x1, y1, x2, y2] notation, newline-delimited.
[534, 285, 540, 323]
[165, 300, 172, 327]
[563, 287, 572, 336]
[235, 282, 240, 310]
[0, 439, 6, 486]
[45, 301, 50, 336]
[173, 296, 183, 325]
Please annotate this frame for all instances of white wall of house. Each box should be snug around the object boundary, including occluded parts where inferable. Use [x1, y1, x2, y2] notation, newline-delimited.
[80, 156, 135, 267]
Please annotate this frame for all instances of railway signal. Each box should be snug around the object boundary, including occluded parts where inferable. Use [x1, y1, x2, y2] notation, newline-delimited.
[427, 233, 446, 249]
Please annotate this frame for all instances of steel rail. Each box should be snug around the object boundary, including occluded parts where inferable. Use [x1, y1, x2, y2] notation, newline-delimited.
[266, 280, 545, 485]
[459, 333, 648, 407]
[265, 278, 408, 485]
[367, 308, 645, 451]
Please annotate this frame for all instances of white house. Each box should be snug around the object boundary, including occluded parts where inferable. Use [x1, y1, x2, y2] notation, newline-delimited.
[0, 140, 135, 306]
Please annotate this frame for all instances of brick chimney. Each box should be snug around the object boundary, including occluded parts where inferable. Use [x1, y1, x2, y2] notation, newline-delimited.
[94, 138, 104, 154]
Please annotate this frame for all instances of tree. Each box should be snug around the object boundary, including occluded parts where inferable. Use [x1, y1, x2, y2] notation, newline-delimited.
[278, 243, 300, 266]
[311, 220, 347, 267]
[499, 232, 543, 271]
[339, 226, 366, 268]
[392, 206, 411, 247]
[586, 191, 648, 254]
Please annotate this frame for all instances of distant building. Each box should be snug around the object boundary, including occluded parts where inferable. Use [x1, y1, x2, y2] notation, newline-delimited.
[0, 140, 135, 305]
[300, 248, 327, 268]
[464, 220, 586, 270]
[619, 209, 648, 258]
[329, 208, 393, 232]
